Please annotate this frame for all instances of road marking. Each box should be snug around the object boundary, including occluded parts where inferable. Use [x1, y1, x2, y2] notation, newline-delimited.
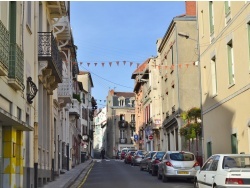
[77, 162, 95, 188]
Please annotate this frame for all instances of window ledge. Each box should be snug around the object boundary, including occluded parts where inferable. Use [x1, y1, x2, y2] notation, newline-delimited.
[228, 83, 235, 89]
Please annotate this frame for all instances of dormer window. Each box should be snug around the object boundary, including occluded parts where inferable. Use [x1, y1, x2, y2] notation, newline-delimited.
[118, 97, 125, 106]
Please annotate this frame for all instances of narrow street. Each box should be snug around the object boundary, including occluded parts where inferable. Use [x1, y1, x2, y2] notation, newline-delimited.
[78, 159, 193, 188]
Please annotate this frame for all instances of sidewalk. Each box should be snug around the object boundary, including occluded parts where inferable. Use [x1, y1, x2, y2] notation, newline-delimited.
[43, 159, 94, 188]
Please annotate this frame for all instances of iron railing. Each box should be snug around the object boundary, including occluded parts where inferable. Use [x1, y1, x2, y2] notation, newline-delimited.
[38, 32, 62, 82]
[9, 43, 24, 88]
[0, 20, 9, 71]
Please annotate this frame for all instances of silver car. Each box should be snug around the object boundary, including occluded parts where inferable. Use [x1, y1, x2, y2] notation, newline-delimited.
[131, 150, 147, 166]
[157, 151, 200, 182]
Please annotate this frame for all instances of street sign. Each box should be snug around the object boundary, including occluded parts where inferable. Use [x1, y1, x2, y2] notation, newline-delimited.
[134, 134, 139, 141]
[148, 135, 153, 140]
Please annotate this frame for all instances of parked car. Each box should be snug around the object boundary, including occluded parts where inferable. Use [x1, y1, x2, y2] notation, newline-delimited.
[131, 150, 147, 166]
[157, 151, 200, 182]
[124, 150, 136, 164]
[120, 148, 135, 160]
[194, 154, 250, 188]
[139, 151, 157, 171]
[148, 151, 166, 176]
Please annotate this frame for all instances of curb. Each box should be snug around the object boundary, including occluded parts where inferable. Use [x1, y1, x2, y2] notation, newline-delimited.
[67, 160, 94, 188]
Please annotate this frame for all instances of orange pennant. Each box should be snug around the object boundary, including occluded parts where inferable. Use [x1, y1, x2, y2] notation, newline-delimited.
[186, 64, 189, 68]
[179, 64, 182, 68]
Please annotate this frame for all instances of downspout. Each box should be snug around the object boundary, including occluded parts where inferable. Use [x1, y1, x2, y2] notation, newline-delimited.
[175, 24, 181, 151]
[33, 2, 39, 188]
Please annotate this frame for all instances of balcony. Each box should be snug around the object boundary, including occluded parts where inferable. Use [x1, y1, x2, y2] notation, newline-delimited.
[118, 120, 128, 129]
[8, 43, 24, 91]
[119, 138, 127, 144]
[69, 99, 80, 118]
[38, 32, 63, 83]
[0, 20, 9, 76]
[130, 120, 135, 129]
[58, 78, 72, 106]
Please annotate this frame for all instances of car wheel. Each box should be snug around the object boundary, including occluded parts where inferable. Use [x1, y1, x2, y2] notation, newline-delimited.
[194, 178, 199, 188]
[152, 168, 157, 176]
[162, 174, 168, 183]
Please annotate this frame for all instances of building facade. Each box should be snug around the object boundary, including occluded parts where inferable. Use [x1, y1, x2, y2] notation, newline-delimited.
[197, 1, 250, 160]
[106, 90, 135, 158]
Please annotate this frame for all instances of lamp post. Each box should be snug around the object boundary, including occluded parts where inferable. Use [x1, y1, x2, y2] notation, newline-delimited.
[178, 31, 204, 165]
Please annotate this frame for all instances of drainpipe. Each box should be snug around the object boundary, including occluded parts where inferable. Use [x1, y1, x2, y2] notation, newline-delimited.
[175, 24, 181, 151]
[33, 2, 39, 188]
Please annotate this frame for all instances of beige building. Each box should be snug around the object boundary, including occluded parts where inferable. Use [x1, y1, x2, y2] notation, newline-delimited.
[132, 57, 162, 151]
[106, 90, 135, 158]
[197, 1, 250, 160]
[157, 1, 201, 157]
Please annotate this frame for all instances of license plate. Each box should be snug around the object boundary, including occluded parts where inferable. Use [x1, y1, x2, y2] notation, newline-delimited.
[177, 171, 189, 174]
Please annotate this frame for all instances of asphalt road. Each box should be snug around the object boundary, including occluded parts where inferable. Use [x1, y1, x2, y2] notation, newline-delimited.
[79, 159, 194, 188]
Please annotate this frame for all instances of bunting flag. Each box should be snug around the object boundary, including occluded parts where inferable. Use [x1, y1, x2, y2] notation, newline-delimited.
[79, 61, 196, 70]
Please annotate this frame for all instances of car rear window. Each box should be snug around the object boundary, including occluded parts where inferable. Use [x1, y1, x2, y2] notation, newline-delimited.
[170, 153, 194, 161]
[223, 156, 250, 169]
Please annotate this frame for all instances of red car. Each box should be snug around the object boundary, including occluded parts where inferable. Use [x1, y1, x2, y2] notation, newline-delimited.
[124, 151, 136, 164]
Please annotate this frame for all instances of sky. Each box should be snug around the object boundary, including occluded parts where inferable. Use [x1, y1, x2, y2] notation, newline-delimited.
[70, 1, 185, 108]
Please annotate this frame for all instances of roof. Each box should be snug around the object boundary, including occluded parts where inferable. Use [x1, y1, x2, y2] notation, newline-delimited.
[131, 58, 150, 79]
[113, 92, 135, 98]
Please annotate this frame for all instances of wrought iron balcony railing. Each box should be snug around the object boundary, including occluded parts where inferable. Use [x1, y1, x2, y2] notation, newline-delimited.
[118, 120, 128, 129]
[58, 78, 73, 105]
[0, 20, 9, 76]
[38, 32, 62, 83]
[8, 43, 24, 90]
[119, 138, 127, 144]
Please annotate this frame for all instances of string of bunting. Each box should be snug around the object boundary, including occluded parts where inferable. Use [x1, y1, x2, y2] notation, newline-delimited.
[78, 61, 196, 70]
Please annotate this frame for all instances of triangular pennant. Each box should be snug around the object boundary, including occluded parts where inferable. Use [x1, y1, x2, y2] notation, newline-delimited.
[171, 65, 174, 70]
[137, 63, 140, 68]
[116, 61, 119, 66]
[179, 64, 182, 68]
[102, 62, 105, 67]
[130, 62, 133, 67]
[123, 61, 126, 65]
[109, 62, 112, 67]
[87, 63, 90, 67]
[94, 63, 97, 66]
[164, 66, 168, 70]
[186, 64, 189, 68]
[80, 62, 83, 65]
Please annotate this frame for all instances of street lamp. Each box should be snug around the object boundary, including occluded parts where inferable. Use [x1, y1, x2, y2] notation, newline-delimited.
[178, 31, 204, 165]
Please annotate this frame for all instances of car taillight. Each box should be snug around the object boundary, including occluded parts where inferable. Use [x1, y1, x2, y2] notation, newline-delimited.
[193, 162, 200, 167]
[165, 161, 173, 167]
[135, 156, 139, 159]
[225, 178, 244, 184]
[154, 160, 160, 164]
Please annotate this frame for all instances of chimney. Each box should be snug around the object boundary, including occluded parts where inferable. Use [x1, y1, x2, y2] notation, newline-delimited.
[185, 1, 196, 16]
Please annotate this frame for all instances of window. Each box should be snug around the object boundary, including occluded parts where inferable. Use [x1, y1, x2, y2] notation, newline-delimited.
[120, 130, 125, 138]
[82, 93, 85, 104]
[120, 114, 125, 121]
[207, 141, 212, 158]
[17, 107, 22, 120]
[227, 40, 235, 85]
[201, 157, 213, 171]
[131, 114, 135, 121]
[231, 133, 238, 154]
[211, 56, 217, 96]
[27, 1, 32, 32]
[225, 1, 231, 15]
[209, 1, 214, 34]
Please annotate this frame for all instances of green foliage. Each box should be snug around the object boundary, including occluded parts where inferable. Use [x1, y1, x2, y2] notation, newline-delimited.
[73, 93, 81, 102]
[180, 107, 202, 140]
